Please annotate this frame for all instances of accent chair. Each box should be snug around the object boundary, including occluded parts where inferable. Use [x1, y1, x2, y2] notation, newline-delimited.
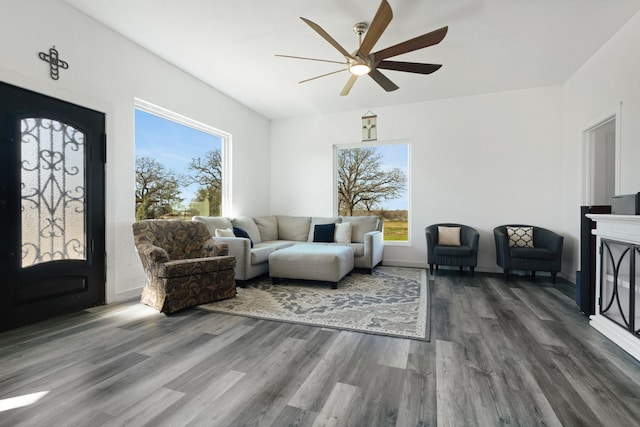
[132, 219, 236, 313]
[425, 223, 480, 277]
[493, 224, 563, 283]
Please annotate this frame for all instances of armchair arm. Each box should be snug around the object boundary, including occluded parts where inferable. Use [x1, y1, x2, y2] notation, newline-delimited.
[461, 227, 479, 251]
[535, 228, 564, 258]
[213, 236, 251, 279]
[493, 227, 510, 267]
[363, 230, 384, 269]
[425, 226, 436, 251]
[135, 242, 170, 269]
[203, 238, 229, 257]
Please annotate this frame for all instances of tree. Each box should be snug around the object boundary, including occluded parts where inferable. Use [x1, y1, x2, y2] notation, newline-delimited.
[185, 149, 223, 216]
[135, 156, 182, 219]
[337, 147, 407, 216]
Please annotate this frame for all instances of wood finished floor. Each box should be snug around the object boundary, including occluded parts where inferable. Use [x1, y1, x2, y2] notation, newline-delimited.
[1, 272, 640, 426]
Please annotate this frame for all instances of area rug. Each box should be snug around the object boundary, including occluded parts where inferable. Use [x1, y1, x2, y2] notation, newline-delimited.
[198, 266, 430, 341]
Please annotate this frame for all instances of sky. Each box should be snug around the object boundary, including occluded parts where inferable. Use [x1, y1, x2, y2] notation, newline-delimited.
[135, 109, 222, 207]
[375, 144, 409, 211]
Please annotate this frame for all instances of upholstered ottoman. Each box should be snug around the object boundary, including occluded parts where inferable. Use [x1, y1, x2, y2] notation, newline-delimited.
[268, 244, 354, 289]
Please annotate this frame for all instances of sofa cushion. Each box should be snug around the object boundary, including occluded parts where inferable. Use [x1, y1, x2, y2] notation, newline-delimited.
[192, 216, 233, 237]
[313, 223, 335, 243]
[341, 216, 379, 243]
[330, 242, 364, 257]
[434, 245, 473, 256]
[250, 245, 278, 264]
[510, 247, 554, 260]
[276, 215, 311, 241]
[231, 216, 262, 244]
[507, 226, 533, 248]
[254, 215, 278, 241]
[334, 222, 352, 243]
[250, 241, 294, 264]
[306, 216, 341, 241]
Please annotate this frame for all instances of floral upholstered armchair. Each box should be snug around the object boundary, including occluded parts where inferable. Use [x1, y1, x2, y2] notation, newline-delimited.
[132, 220, 236, 313]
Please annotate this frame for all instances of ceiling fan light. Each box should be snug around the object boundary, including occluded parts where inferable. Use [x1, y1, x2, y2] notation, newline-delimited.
[349, 62, 371, 75]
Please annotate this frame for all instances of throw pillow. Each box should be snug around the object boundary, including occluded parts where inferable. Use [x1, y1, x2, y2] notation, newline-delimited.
[341, 216, 379, 243]
[334, 222, 352, 243]
[233, 226, 254, 248]
[313, 223, 335, 243]
[307, 217, 340, 242]
[214, 228, 235, 238]
[253, 215, 278, 241]
[231, 216, 262, 244]
[507, 226, 534, 248]
[438, 226, 461, 246]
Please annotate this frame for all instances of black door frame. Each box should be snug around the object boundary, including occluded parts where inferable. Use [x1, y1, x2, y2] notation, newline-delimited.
[0, 82, 106, 331]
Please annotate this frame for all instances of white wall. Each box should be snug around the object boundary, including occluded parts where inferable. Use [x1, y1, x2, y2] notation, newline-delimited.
[272, 86, 564, 273]
[561, 10, 640, 277]
[0, 0, 271, 301]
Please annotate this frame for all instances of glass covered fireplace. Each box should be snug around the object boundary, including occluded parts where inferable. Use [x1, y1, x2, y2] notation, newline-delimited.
[587, 214, 640, 361]
[600, 239, 640, 336]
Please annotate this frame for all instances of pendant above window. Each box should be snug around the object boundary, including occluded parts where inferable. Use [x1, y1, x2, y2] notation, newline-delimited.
[362, 112, 377, 141]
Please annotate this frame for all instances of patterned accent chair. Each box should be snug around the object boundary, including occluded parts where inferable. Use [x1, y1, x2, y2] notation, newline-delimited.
[132, 220, 236, 313]
[493, 224, 563, 283]
[425, 223, 480, 277]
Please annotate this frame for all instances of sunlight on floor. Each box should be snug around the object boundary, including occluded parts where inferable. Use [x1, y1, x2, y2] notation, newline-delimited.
[0, 391, 49, 412]
[88, 301, 160, 322]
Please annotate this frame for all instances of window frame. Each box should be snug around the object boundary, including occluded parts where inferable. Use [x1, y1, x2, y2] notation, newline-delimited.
[133, 98, 231, 216]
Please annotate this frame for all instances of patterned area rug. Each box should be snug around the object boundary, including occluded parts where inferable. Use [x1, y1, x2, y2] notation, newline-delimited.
[198, 266, 430, 341]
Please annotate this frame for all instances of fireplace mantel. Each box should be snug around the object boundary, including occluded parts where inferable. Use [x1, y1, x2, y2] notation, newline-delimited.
[586, 214, 640, 361]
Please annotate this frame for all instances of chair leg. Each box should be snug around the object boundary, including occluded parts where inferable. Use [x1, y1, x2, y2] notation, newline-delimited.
[470, 267, 475, 278]
[532, 271, 536, 280]
[551, 272, 557, 284]
[503, 269, 509, 281]
[429, 264, 434, 275]
[459, 266, 463, 275]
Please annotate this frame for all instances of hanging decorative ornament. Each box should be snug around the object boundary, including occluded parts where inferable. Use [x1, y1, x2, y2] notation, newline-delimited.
[362, 111, 377, 141]
[38, 46, 69, 80]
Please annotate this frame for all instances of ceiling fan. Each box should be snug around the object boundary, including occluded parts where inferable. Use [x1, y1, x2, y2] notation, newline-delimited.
[276, 0, 448, 96]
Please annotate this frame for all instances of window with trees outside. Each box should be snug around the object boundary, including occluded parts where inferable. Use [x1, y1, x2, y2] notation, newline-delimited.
[336, 142, 409, 242]
[134, 101, 229, 220]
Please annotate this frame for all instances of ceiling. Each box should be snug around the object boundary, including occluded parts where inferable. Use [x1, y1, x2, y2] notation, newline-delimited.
[64, 0, 640, 120]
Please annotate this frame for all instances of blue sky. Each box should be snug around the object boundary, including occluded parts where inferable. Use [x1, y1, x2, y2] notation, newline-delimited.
[135, 109, 222, 206]
[372, 144, 409, 211]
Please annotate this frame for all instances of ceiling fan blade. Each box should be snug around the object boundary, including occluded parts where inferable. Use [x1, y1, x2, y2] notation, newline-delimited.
[276, 54, 347, 65]
[299, 68, 347, 84]
[376, 60, 442, 75]
[373, 26, 448, 61]
[340, 75, 359, 96]
[369, 68, 399, 92]
[300, 17, 355, 60]
[359, 0, 393, 57]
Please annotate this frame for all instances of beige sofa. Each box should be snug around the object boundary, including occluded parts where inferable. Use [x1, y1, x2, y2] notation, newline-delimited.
[192, 215, 384, 282]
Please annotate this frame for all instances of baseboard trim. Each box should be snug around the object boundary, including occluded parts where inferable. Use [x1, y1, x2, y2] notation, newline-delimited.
[116, 287, 143, 302]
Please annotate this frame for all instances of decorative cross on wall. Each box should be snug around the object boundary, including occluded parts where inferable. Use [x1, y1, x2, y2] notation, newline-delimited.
[361, 112, 377, 141]
[38, 46, 69, 80]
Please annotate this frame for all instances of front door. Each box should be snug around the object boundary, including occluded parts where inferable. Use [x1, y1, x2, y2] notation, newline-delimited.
[0, 82, 106, 331]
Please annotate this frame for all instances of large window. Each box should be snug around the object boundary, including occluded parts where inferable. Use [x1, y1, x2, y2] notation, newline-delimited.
[134, 100, 230, 220]
[335, 141, 409, 242]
